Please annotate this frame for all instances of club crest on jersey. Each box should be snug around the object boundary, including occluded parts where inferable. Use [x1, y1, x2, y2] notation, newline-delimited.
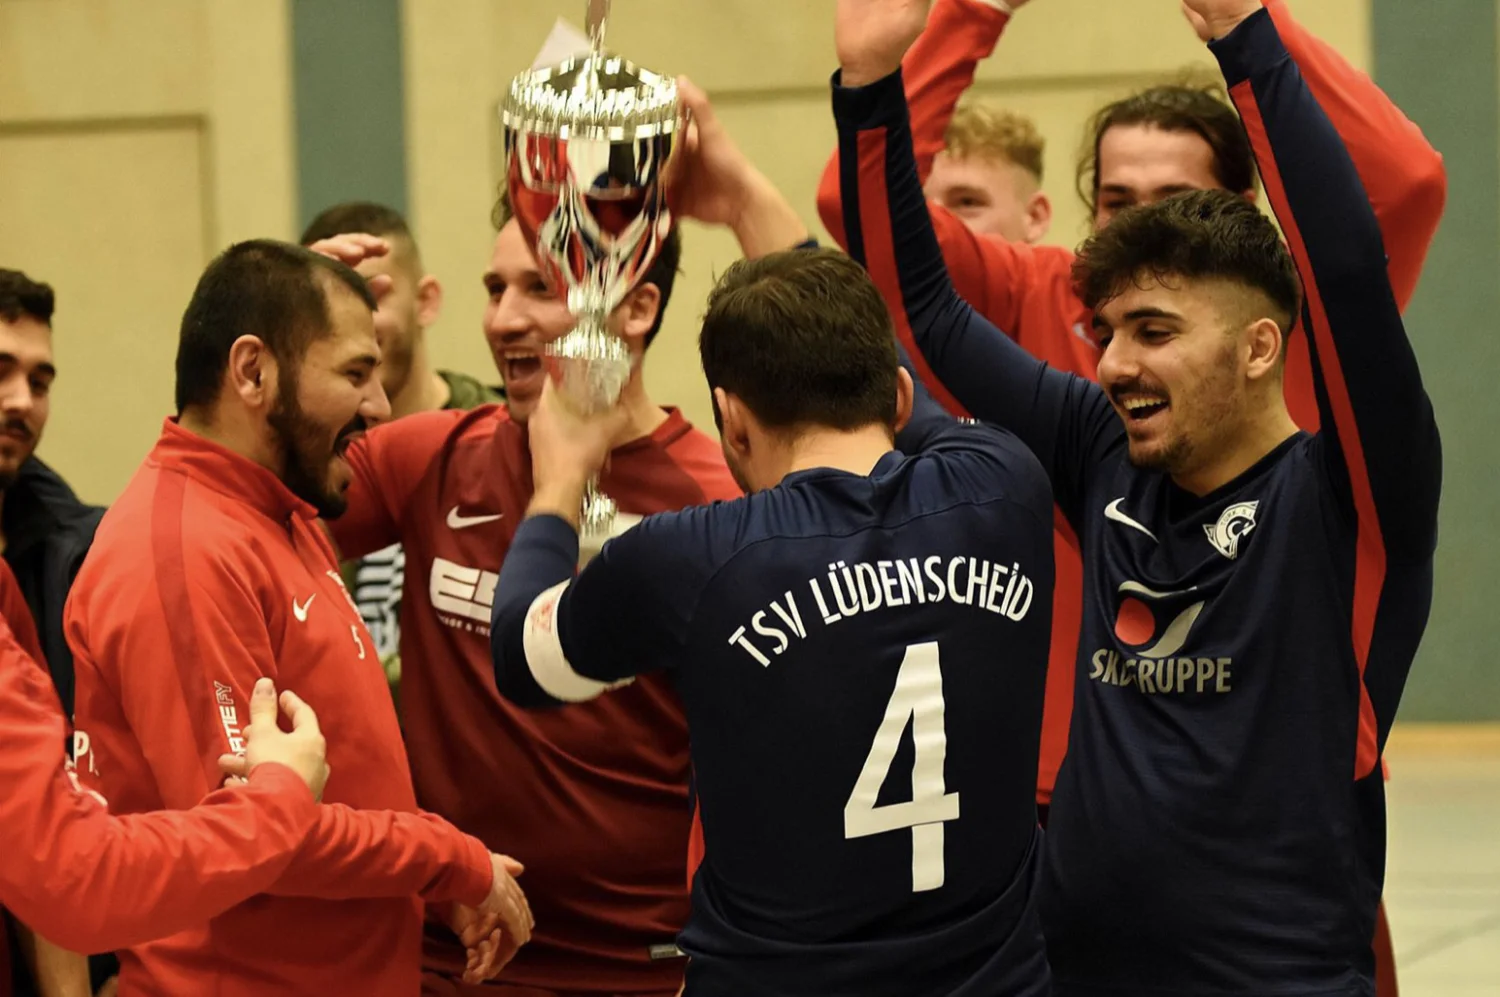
[1204, 501, 1259, 560]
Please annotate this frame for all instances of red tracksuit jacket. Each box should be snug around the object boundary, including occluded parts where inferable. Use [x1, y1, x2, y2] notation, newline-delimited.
[67, 420, 496, 997]
[816, 0, 1446, 805]
[0, 561, 317, 997]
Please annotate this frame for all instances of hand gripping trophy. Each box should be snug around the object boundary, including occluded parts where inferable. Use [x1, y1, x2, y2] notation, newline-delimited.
[500, 0, 687, 534]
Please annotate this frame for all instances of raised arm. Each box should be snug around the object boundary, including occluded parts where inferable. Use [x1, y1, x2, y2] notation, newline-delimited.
[1263, 0, 1446, 311]
[1209, 6, 1440, 558]
[818, 0, 1011, 245]
[833, 2, 1119, 523]
[817, 0, 1075, 372]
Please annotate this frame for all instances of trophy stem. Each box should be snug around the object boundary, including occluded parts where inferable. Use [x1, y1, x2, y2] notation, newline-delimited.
[585, 0, 609, 54]
[580, 476, 617, 536]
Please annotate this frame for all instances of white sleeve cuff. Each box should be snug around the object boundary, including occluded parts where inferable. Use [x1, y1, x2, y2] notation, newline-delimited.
[522, 580, 634, 703]
[967, 0, 1015, 13]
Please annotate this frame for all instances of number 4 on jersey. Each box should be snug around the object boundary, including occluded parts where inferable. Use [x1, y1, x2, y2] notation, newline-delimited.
[843, 641, 961, 892]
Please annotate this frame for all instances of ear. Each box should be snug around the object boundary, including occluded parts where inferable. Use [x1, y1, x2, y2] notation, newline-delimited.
[227, 335, 276, 410]
[415, 274, 444, 329]
[714, 387, 751, 453]
[616, 282, 663, 350]
[1243, 316, 1284, 383]
[1240, 187, 1259, 205]
[1023, 190, 1053, 245]
[892, 366, 915, 435]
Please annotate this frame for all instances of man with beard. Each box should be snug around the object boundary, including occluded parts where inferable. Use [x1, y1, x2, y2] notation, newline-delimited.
[835, 0, 1441, 993]
[66, 241, 534, 997]
[0, 271, 103, 721]
[819, 6, 1441, 985]
[299, 203, 503, 703]
[0, 269, 112, 997]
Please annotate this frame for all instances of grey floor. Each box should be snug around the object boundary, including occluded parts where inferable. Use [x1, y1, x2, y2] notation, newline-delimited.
[1384, 728, 1500, 995]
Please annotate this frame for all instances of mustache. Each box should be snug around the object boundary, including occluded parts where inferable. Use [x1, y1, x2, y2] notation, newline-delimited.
[1108, 379, 1170, 403]
[338, 415, 367, 441]
[0, 420, 33, 442]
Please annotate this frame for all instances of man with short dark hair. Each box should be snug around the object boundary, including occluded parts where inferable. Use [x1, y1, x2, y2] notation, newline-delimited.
[68, 240, 532, 997]
[0, 269, 102, 721]
[835, 0, 1441, 993]
[488, 246, 1056, 997]
[0, 268, 111, 997]
[818, 22, 1444, 959]
[300, 203, 502, 699]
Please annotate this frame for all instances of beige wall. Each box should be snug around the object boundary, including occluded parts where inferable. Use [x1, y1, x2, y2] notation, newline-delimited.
[0, 0, 1370, 502]
[0, 0, 294, 504]
[403, 0, 1369, 437]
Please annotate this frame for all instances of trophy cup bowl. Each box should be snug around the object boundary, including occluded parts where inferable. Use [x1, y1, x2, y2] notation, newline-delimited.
[500, 33, 686, 416]
[499, 3, 687, 533]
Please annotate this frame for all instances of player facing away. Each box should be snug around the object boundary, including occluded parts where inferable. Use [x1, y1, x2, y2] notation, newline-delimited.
[66, 242, 531, 997]
[835, 1, 1441, 994]
[490, 248, 1056, 997]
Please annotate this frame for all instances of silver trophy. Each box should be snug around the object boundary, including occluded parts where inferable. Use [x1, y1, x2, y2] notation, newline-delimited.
[500, 0, 687, 535]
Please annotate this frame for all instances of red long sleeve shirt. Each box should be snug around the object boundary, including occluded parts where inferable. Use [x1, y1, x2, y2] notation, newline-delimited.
[816, 0, 1446, 804]
[67, 420, 495, 997]
[2, 559, 318, 997]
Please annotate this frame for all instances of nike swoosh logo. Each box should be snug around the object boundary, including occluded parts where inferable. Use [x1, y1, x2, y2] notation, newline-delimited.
[1104, 498, 1158, 542]
[447, 507, 504, 530]
[292, 595, 316, 622]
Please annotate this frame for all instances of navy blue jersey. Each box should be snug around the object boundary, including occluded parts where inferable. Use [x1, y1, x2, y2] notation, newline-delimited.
[491, 419, 1056, 997]
[834, 10, 1441, 997]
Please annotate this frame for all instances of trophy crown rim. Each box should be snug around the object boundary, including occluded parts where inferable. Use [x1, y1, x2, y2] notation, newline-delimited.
[499, 50, 680, 140]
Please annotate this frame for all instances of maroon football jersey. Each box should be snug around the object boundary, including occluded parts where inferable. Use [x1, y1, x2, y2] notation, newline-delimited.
[334, 405, 739, 994]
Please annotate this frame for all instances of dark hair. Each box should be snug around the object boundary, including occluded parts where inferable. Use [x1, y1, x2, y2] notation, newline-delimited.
[0, 269, 56, 325]
[492, 189, 682, 348]
[699, 248, 898, 434]
[1072, 189, 1302, 332]
[1078, 82, 1257, 216]
[300, 201, 413, 247]
[175, 240, 377, 414]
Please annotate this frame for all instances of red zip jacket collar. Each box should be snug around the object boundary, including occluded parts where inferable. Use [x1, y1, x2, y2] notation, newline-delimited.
[149, 418, 317, 525]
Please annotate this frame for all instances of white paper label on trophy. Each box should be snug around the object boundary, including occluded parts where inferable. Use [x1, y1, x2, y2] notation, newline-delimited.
[531, 18, 591, 69]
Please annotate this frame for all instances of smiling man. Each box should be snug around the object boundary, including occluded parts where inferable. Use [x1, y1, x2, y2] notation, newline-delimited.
[835, 0, 1442, 993]
[0, 270, 105, 723]
[66, 241, 531, 997]
[0, 269, 113, 997]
